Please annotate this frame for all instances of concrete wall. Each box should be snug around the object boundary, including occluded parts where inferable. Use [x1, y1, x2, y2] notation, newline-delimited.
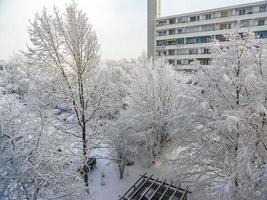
[147, 0, 160, 59]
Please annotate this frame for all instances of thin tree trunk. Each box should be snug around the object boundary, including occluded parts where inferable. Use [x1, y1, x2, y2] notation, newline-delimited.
[82, 120, 89, 188]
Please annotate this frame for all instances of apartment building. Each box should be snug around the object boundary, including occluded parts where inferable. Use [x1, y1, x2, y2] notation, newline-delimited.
[148, 0, 267, 66]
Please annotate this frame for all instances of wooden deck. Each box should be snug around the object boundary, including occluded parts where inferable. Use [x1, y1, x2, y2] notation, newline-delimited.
[119, 173, 190, 200]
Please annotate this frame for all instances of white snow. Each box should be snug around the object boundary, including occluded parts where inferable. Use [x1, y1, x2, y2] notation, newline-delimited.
[90, 147, 158, 200]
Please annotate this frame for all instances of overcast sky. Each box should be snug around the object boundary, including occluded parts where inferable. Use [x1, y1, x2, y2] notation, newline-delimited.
[0, 0, 259, 61]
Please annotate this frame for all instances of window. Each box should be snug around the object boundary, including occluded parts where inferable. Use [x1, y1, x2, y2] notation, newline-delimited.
[158, 31, 167, 36]
[199, 58, 210, 65]
[189, 49, 198, 55]
[177, 60, 182, 65]
[258, 19, 265, 26]
[169, 29, 175, 35]
[205, 14, 211, 20]
[220, 23, 231, 30]
[260, 5, 266, 12]
[186, 26, 199, 33]
[256, 31, 267, 38]
[158, 20, 167, 26]
[240, 20, 249, 27]
[177, 29, 183, 34]
[202, 24, 215, 31]
[220, 11, 228, 17]
[168, 49, 175, 55]
[204, 48, 210, 54]
[177, 49, 186, 55]
[176, 38, 185, 44]
[157, 40, 166, 46]
[169, 18, 176, 24]
[196, 37, 202, 43]
[239, 9, 246, 15]
[196, 36, 210, 43]
[167, 40, 176, 46]
[202, 37, 209, 43]
[220, 24, 227, 30]
[206, 36, 214, 43]
[168, 59, 175, 65]
[188, 59, 194, 64]
[177, 17, 185, 23]
[190, 16, 200, 22]
[186, 37, 196, 44]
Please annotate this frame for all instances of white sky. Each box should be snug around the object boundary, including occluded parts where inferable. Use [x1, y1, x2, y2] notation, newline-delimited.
[0, 0, 259, 61]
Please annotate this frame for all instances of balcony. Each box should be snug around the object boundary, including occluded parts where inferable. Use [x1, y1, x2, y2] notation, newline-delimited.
[155, 11, 267, 31]
[156, 23, 267, 37]
[155, 24, 267, 42]
[156, 9, 267, 27]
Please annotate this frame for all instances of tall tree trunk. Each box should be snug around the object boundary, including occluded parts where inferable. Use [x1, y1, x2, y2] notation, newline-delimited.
[82, 118, 89, 189]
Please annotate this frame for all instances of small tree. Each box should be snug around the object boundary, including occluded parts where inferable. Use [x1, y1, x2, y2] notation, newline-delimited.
[108, 125, 137, 179]
[113, 59, 186, 166]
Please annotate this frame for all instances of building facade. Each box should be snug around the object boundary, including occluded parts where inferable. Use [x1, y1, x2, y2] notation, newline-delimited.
[147, 0, 161, 59]
[148, 0, 267, 65]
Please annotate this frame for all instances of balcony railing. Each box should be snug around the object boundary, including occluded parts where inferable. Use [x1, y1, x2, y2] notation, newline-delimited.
[157, 52, 212, 56]
[156, 23, 267, 37]
[156, 9, 267, 27]
[156, 39, 215, 47]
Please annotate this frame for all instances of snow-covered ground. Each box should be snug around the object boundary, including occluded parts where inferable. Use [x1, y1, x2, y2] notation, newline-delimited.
[89, 147, 159, 200]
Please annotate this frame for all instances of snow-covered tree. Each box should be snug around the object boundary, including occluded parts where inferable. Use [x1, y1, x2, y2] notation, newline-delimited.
[108, 124, 137, 179]
[112, 59, 187, 167]
[169, 32, 267, 200]
[26, 2, 117, 190]
[0, 81, 88, 200]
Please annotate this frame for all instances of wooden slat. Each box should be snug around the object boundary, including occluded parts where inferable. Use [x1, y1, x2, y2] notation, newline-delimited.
[168, 183, 181, 200]
[142, 175, 189, 193]
[137, 178, 158, 200]
[159, 182, 173, 200]
[120, 174, 191, 200]
[119, 173, 147, 200]
[128, 174, 153, 199]
[180, 186, 189, 200]
[147, 179, 166, 200]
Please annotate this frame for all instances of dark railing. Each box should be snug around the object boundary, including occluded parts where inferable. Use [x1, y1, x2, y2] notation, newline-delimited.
[119, 173, 190, 200]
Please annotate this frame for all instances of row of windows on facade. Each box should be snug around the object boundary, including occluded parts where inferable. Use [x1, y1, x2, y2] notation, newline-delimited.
[168, 58, 210, 65]
[156, 31, 267, 46]
[157, 48, 210, 56]
[157, 19, 266, 36]
[157, 36, 216, 46]
[157, 4, 267, 26]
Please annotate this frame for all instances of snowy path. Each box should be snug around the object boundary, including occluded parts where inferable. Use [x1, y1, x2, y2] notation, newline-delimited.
[89, 147, 157, 200]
